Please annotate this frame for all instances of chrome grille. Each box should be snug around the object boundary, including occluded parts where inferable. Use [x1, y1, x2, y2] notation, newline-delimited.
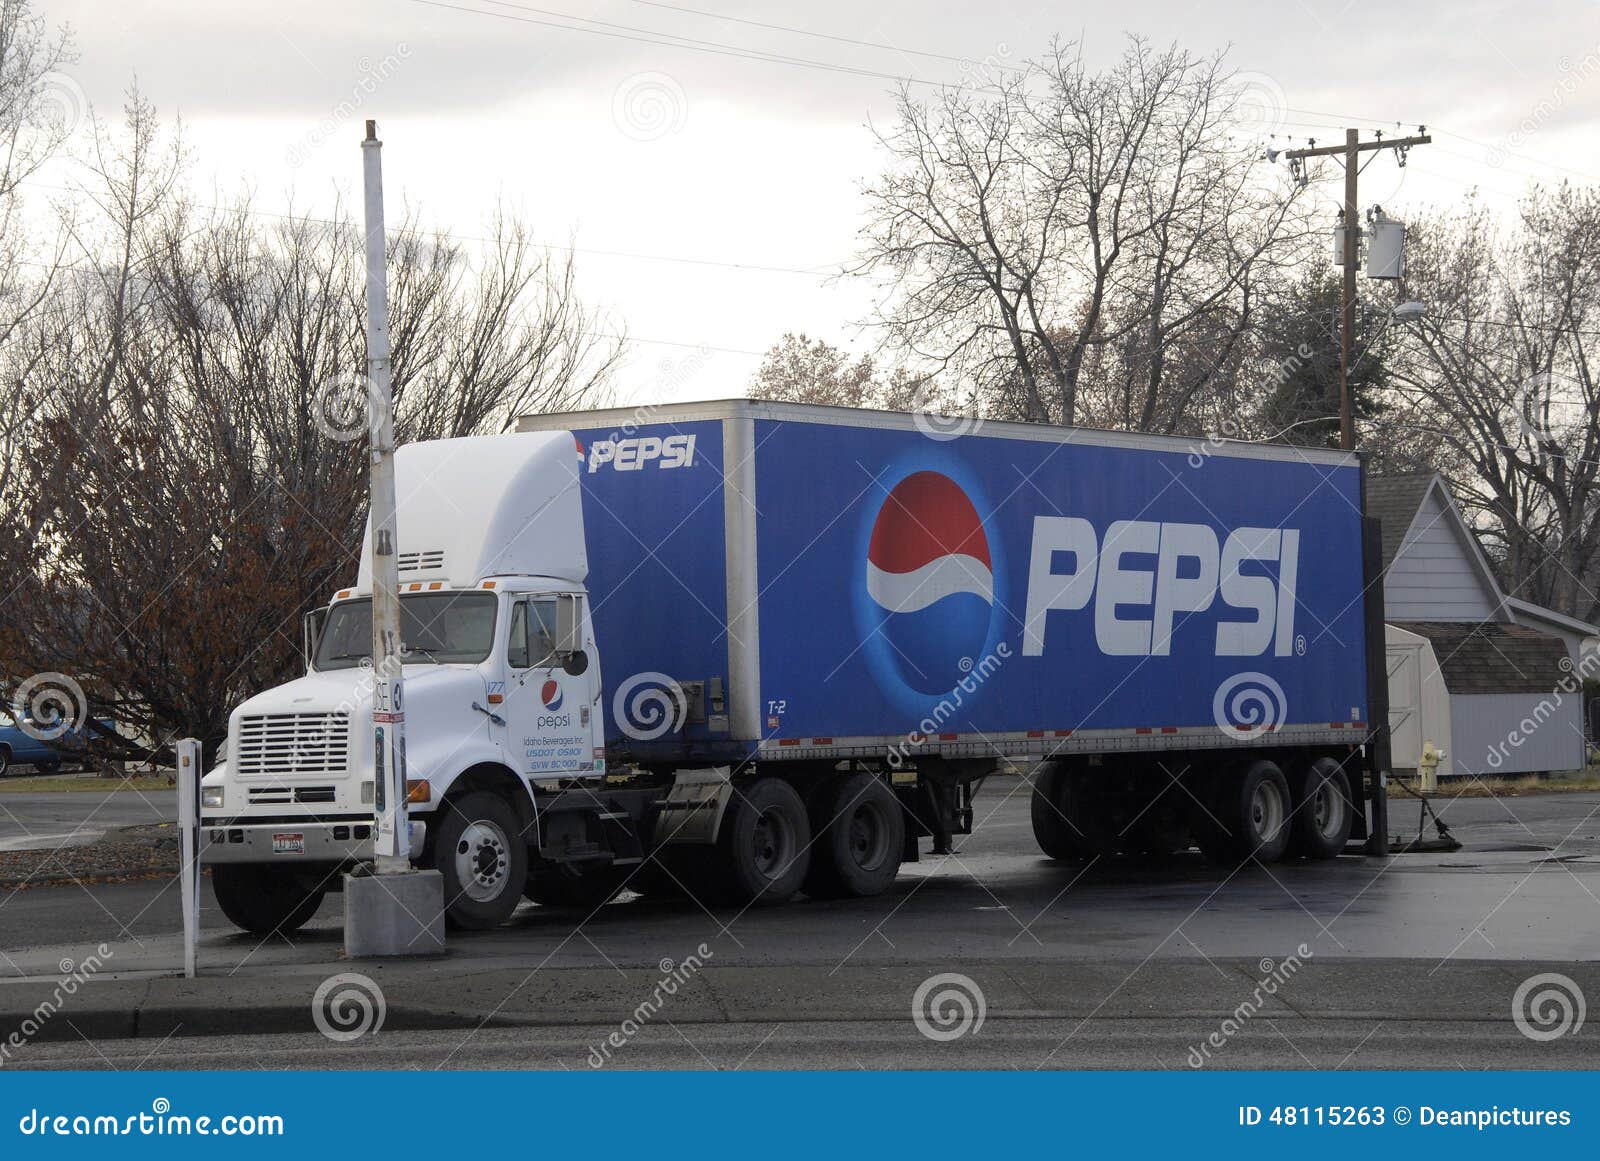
[235, 712, 350, 779]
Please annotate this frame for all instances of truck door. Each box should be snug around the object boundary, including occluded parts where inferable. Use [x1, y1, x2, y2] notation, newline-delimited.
[503, 594, 603, 778]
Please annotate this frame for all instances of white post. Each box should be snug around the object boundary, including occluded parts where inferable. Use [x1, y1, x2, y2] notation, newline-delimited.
[176, 738, 201, 979]
[362, 118, 409, 875]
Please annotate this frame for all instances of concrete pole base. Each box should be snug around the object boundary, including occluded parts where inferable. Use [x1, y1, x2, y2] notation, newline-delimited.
[343, 869, 446, 958]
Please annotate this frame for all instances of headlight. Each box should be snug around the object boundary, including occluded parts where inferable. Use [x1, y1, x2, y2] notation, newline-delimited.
[201, 787, 224, 808]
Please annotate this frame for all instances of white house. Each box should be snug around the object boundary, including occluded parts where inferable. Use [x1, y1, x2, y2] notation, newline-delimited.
[1370, 473, 1596, 778]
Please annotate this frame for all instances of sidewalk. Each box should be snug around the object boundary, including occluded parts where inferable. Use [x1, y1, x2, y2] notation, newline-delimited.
[2, 957, 1592, 1044]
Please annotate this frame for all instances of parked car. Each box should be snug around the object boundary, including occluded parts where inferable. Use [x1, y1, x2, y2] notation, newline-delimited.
[0, 708, 68, 775]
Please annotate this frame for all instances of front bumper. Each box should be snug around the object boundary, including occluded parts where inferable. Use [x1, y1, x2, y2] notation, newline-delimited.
[201, 818, 428, 864]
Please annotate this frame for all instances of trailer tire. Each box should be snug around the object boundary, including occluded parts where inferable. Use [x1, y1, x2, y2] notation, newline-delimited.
[709, 777, 811, 906]
[431, 791, 528, 930]
[804, 772, 904, 899]
[211, 864, 327, 935]
[1196, 760, 1292, 865]
[1030, 762, 1106, 861]
[1289, 757, 1354, 859]
[524, 866, 625, 910]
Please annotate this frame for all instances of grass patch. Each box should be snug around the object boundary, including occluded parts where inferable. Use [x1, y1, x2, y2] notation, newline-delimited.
[1390, 769, 1600, 799]
[0, 773, 174, 794]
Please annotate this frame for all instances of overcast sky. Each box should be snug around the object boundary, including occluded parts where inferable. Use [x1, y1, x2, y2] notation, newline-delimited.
[38, 0, 1600, 405]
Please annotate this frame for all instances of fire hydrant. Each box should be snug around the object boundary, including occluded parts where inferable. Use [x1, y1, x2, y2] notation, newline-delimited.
[1418, 739, 1445, 793]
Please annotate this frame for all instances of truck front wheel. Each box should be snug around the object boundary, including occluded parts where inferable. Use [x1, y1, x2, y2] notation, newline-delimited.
[431, 791, 529, 930]
[211, 864, 327, 935]
[710, 777, 812, 906]
[805, 772, 904, 899]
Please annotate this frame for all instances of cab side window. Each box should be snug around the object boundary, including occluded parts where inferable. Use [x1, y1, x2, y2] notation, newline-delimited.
[507, 599, 559, 669]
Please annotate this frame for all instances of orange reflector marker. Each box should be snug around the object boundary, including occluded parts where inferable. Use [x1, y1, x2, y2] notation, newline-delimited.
[428, 582, 442, 590]
[482, 580, 497, 589]
[486, 692, 504, 705]
[405, 779, 431, 804]
[337, 590, 351, 600]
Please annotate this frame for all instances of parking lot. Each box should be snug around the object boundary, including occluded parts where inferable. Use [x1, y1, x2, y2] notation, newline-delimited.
[1, 780, 1596, 1068]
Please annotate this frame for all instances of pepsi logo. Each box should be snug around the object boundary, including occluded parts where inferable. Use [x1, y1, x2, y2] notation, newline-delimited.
[863, 471, 996, 697]
[540, 680, 564, 711]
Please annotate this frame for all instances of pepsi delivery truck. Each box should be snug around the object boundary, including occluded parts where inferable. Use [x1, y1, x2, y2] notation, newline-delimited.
[201, 400, 1390, 933]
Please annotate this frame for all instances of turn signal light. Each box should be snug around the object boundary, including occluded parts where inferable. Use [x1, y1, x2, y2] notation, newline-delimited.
[406, 779, 431, 804]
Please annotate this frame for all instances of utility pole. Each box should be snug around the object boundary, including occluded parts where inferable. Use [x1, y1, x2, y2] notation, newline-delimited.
[343, 118, 445, 957]
[1282, 129, 1430, 451]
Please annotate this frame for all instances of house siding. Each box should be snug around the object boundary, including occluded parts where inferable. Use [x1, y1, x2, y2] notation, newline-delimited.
[1449, 692, 1588, 775]
[1382, 490, 1499, 621]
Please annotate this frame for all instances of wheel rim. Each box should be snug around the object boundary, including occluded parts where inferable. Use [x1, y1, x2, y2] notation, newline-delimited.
[845, 801, 891, 872]
[454, 819, 511, 902]
[1249, 780, 1286, 844]
[750, 807, 795, 878]
[1310, 777, 1347, 840]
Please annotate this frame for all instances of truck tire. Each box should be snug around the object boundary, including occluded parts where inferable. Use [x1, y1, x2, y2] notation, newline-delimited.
[1195, 760, 1292, 865]
[524, 866, 625, 910]
[804, 772, 904, 899]
[707, 777, 811, 906]
[1289, 757, 1354, 860]
[1029, 762, 1109, 861]
[431, 791, 529, 930]
[210, 864, 327, 935]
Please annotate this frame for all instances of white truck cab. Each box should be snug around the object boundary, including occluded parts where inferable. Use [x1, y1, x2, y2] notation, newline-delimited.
[203, 433, 614, 931]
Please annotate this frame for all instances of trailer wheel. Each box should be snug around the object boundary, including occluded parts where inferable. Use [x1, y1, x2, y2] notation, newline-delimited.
[1195, 760, 1292, 865]
[710, 777, 812, 906]
[431, 791, 529, 930]
[1289, 757, 1354, 859]
[524, 866, 625, 910]
[805, 772, 904, 899]
[1030, 761, 1109, 861]
[211, 864, 327, 935]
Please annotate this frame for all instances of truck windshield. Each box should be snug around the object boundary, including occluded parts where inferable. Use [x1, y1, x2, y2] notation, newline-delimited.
[313, 592, 498, 670]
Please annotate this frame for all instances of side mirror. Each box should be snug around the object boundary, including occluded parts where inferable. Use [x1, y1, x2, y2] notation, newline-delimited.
[554, 592, 584, 655]
[303, 607, 328, 670]
[562, 650, 589, 677]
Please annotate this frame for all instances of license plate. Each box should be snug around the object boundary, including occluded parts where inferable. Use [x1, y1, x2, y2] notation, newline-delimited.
[271, 832, 305, 854]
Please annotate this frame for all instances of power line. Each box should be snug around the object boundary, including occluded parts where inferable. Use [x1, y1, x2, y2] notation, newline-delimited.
[413, 0, 1001, 93]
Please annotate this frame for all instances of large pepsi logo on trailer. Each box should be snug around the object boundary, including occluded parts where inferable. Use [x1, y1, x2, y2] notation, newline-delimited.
[860, 471, 998, 704]
[755, 420, 1369, 740]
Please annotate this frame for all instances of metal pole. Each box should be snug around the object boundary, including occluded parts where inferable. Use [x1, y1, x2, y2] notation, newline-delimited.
[1339, 128, 1359, 451]
[363, 119, 410, 875]
[176, 738, 201, 978]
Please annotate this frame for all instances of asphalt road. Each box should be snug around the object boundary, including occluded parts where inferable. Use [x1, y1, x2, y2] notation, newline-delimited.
[0, 788, 176, 852]
[0, 783, 1596, 1068]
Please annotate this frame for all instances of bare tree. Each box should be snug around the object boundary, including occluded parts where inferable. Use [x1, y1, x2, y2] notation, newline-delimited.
[0, 93, 624, 762]
[854, 36, 1310, 431]
[1379, 184, 1600, 621]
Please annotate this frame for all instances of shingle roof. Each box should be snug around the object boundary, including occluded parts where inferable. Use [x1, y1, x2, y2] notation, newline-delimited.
[1366, 473, 1436, 572]
[1391, 621, 1572, 694]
